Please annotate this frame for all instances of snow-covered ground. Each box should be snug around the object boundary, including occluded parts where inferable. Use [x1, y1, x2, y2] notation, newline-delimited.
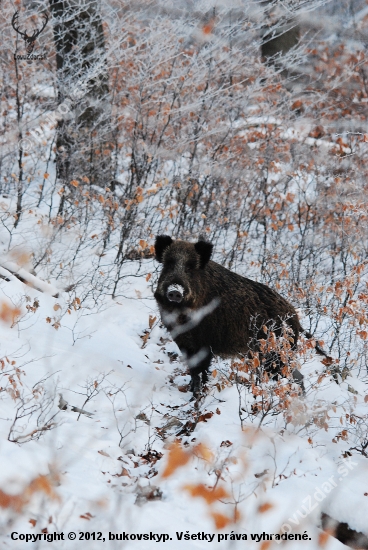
[1, 0, 367, 546]
[1, 246, 368, 550]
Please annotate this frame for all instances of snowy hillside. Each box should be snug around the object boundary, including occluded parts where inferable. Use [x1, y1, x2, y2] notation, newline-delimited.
[1, 0, 368, 547]
[1, 246, 368, 549]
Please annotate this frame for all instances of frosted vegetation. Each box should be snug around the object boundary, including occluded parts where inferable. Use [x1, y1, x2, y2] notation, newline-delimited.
[0, 0, 367, 547]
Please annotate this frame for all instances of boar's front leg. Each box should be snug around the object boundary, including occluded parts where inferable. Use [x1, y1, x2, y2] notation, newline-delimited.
[186, 347, 212, 397]
[189, 374, 201, 396]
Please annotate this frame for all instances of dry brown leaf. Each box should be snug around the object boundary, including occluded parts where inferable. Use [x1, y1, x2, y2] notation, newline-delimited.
[184, 483, 228, 504]
[28, 475, 58, 499]
[98, 450, 111, 457]
[258, 502, 273, 513]
[80, 512, 94, 520]
[211, 512, 231, 529]
[318, 531, 330, 547]
[161, 441, 190, 478]
[140, 332, 149, 347]
[195, 443, 214, 462]
[0, 302, 21, 325]
[149, 315, 157, 329]
[0, 475, 58, 512]
[198, 412, 214, 423]
[0, 490, 23, 512]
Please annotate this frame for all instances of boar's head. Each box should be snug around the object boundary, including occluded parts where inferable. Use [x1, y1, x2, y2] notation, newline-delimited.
[154, 235, 213, 309]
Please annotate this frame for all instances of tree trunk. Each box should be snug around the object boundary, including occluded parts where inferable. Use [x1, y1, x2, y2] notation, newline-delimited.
[49, 0, 112, 189]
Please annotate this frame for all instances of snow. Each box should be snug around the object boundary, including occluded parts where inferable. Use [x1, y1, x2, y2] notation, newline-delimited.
[0, 254, 367, 549]
[1, 0, 368, 545]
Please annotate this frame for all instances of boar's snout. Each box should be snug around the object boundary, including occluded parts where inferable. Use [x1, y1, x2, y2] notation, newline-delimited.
[166, 284, 184, 303]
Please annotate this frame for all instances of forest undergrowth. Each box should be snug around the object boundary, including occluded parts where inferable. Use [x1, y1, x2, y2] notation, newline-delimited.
[0, 0, 368, 546]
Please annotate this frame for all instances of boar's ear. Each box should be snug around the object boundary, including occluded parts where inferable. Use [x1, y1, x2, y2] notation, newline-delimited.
[194, 240, 213, 268]
[155, 235, 173, 262]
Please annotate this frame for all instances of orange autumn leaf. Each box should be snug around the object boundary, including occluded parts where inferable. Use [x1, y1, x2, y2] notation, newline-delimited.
[161, 441, 191, 478]
[291, 100, 303, 110]
[70, 179, 79, 187]
[0, 475, 58, 513]
[318, 531, 330, 547]
[260, 542, 272, 550]
[10, 250, 31, 267]
[202, 18, 215, 35]
[0, 490, 24, 512]
[258, 502, 273, 513]
[184, 483, 228, 504]
[194, 443, 214, 462]
[28, 475, 57, 499]
[203, 24, 213, 34]
[0, 302, 21, 325]
[211, 512, 231, 529]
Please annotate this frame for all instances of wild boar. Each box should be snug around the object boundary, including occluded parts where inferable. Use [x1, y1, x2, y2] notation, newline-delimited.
[154, 235, 327, 396]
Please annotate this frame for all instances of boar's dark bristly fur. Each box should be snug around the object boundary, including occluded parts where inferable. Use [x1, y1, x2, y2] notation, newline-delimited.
[154, 235, 308, 397]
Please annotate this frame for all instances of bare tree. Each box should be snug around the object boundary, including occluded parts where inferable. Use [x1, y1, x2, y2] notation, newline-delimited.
[49, 0, 113, 194]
